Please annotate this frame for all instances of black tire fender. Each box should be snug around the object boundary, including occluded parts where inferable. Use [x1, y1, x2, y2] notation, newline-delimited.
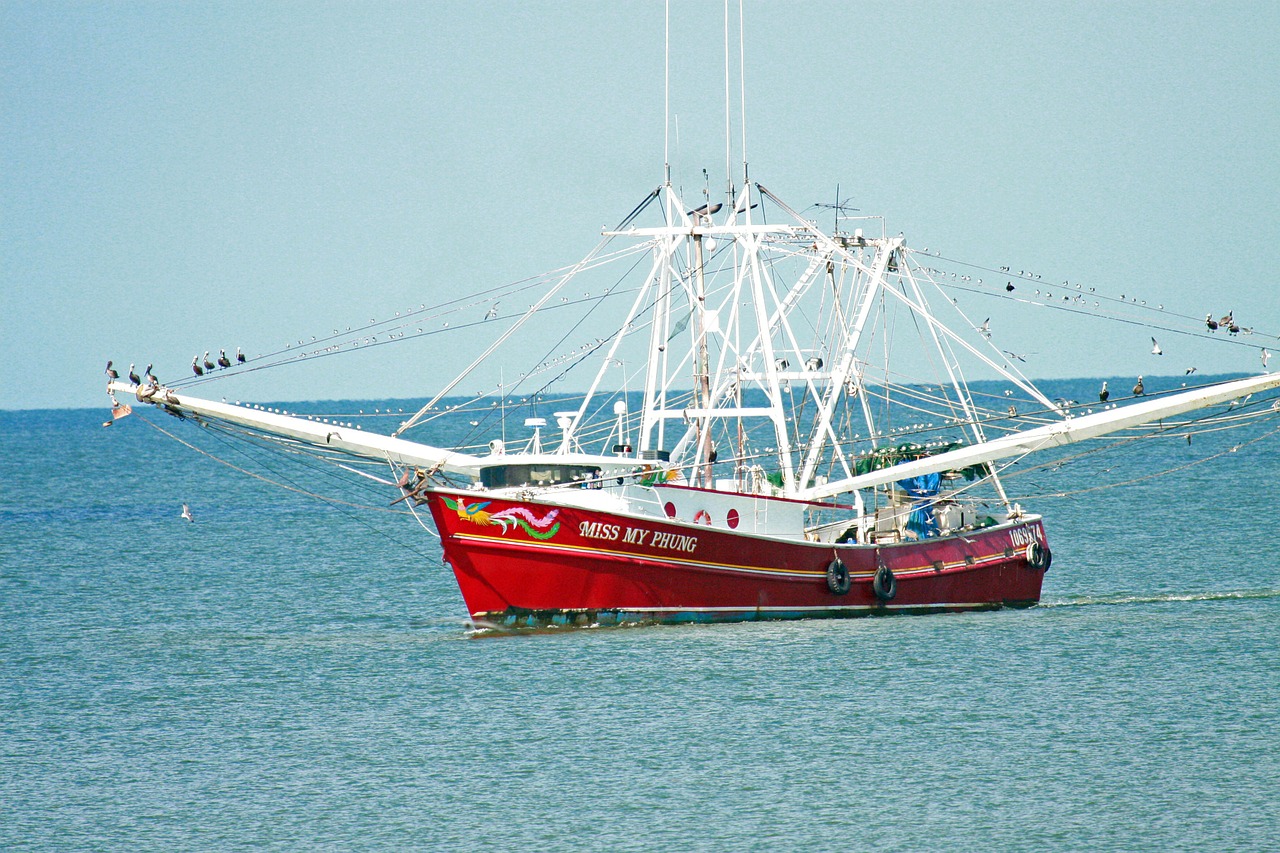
[826, 559, 851, 595]
[873, 564, 897, 602]
[1025, 541, 1052, 572]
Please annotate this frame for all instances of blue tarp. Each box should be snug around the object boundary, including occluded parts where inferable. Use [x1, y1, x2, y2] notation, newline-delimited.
[897, 472, 941, 537]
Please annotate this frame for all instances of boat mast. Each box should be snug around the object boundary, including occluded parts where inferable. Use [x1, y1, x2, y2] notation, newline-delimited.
[692, 217, 714, 487]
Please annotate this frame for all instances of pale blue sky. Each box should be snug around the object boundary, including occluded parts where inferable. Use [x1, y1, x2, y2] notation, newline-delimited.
[4, 1, 1279, 409]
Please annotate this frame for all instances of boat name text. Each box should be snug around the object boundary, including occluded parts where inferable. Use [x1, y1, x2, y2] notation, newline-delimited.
[578, 521, 698, 553]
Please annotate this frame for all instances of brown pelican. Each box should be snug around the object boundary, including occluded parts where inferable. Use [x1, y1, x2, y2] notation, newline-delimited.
[1205, 314, 1218, 331]
[1133, 376, 1145, 396]
[1099, 381, 1109, 403]
[236, 346, 246, 364]
[217, 349, 231, 369]
[202, 351, 215, 372]
[192, 356, 204, 377]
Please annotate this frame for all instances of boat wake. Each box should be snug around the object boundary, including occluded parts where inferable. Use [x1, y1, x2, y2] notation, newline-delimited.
[1041, 588, 1280, 608]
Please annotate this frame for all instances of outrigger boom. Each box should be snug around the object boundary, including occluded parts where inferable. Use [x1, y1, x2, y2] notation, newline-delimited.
[795, 371, 1280, 502]
[108, 368, 1280, 502]
[107, 380, 484, 475]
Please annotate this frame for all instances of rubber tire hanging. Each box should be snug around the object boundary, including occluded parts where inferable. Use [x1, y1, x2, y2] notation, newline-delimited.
[873, 564, 897, 602]
[1025, 541, 1052, 572]
[826, 559, 851, 595]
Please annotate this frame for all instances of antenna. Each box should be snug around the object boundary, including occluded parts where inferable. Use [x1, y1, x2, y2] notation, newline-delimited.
[664, 0, 671, 185]
[738, 0, 748, 184]
[723, 0, 732, 201]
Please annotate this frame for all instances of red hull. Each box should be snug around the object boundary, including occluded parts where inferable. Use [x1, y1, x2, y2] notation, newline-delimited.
[427, 489, 1048, 626]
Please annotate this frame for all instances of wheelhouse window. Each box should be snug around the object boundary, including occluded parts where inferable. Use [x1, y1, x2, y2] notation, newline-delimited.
[479, 464, 603, 489]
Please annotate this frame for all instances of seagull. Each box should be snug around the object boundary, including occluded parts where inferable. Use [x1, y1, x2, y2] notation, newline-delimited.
[128, 363, 141, 385]
[977, 318, 991, 338]
[1002, 350, 1027, 363]
[1151, 337, 1163, 356]
[180, 503, 193, 522]
[191, 356, 204, 377]
[1099, 381, 1109, 403]
[1185, 366, 1197, 375]
[485, 304, 499, 320]
[236, 346, 246, 364]
[1133, 376, 1145, 396]
[217, 349, 231, 369]
[1264, 349, 1272, 369]
[105, 360, 119, 380]
[202, 351, 215, 372]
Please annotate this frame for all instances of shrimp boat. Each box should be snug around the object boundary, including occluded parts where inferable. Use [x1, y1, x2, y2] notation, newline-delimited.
[105, 174, 1280, 627]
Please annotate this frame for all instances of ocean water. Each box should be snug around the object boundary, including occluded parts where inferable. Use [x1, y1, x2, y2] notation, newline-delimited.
[5, 381, 1280, 851]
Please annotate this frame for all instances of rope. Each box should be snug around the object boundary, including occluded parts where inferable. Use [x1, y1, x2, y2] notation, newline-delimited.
[135, 413, 439, 559]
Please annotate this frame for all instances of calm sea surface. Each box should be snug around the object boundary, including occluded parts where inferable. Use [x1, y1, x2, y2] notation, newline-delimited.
[5, 379, 1280, 850]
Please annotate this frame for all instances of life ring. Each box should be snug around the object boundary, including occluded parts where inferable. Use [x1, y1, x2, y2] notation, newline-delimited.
[1025, 541, 1052, 571]
[873, 564, 897, 602]
[693, 509, 712, 525]
[826, 559, 851, 595]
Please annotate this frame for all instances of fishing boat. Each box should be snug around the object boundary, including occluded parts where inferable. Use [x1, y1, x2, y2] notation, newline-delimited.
[103, 9, 1280, 628]
[104, 167, 1280, 627]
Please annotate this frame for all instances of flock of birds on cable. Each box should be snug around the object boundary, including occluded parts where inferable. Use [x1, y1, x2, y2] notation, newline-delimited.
[103, 348, 247, 387]
[959, 265, 1275, 403]
[190, 347, 246, 376]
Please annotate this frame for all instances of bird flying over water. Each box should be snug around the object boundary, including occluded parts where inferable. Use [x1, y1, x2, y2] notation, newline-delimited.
[977, 318, 991, 338]
[180, 504, 193, 522]
[1264, 349, 1272, 369]
[1150, 337, 1163, 356]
